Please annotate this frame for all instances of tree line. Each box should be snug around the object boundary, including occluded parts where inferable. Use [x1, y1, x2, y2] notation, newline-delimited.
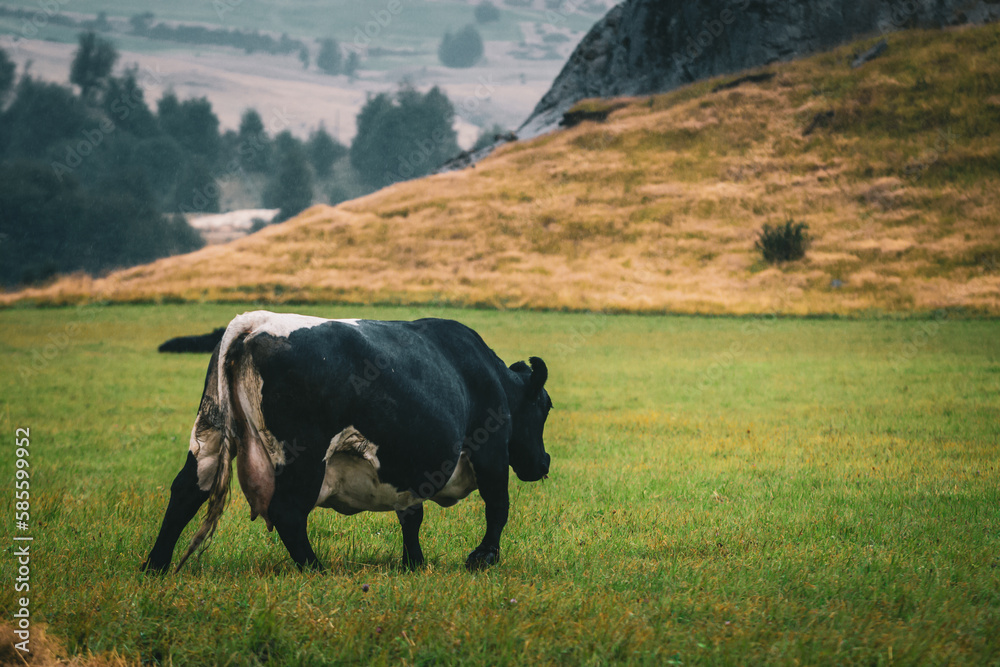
[0, 31, 469, 289]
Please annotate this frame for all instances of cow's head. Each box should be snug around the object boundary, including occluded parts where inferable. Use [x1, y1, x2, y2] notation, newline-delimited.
[508, 357, 552, 482]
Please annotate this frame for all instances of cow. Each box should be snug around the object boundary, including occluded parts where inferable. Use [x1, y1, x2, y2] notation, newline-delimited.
[158, 327, 225, 353]
[140, 310, 553, 573]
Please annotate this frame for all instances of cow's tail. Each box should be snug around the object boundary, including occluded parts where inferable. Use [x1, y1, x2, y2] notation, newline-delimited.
[175, 314, 257, 573]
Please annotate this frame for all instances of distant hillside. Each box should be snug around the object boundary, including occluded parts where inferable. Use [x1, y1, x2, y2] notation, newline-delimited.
[4, 24, 999, 315]
[519, 0, 1000, 138]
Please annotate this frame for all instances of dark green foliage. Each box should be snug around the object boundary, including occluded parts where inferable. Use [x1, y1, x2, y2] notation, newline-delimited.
[350, 86, 459, 188]
[344, 51, 361, 78]
[0, 161, 202, 286]
[298, 46, 310, 69]
[131, 135, 186, 206]
[272, 130, 303, 159]
[237, 109, 272, 173]
[438, 25, 484, 68]
[0, 40, 218, 285]
[157, 92, 221, 160]
[265, 133, 314, 222]
[130, 15, 306, 55]
[0, 46, 14, 103]
[317, 38, 342, 75]
[102, 68, 158, 138]
[474, 1, 501, 23]
[70, 31, 119, 102]
[756, 220, 811, 263]
[307, 125, 346, 177]
[172, 157, 220, 215]
[327, 184, 352, 205]
[88, 11, 111, 32]
[1, 76, 91, 160]
[129, 11, 154, 32]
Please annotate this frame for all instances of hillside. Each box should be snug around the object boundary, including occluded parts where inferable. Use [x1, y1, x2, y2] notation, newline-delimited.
[519, 0, 1000, 138]
[5, 24, 999, 315]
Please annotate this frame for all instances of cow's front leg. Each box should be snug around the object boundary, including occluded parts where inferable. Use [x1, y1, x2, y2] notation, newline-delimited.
[141, 451, 211, 573]
[466, 468, 509, 571]
[396, 504, 425, 569]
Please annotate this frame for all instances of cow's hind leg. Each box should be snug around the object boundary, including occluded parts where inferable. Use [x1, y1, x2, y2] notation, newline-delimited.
[465, 467, 509, 571]
[396, 504, 425, 569]
[141, 451, 211, 573]
[268, 492, 323, 571]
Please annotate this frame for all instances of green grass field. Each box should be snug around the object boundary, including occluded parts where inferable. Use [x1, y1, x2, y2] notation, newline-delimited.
[1, 305, 998, 665]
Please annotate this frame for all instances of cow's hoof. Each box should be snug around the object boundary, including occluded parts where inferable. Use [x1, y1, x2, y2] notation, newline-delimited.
[465, 547, 499, 571]
[139, 558, 169, 575]
[402, 551, 425, 571]
[296, 559, 326, 573]
[402, 556, 426, 571]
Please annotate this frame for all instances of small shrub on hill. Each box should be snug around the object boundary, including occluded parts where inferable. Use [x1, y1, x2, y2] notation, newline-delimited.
[755, 220, 810, 263]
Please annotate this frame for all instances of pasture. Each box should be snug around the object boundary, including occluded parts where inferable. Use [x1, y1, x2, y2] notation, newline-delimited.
[1, 304, 998, 665]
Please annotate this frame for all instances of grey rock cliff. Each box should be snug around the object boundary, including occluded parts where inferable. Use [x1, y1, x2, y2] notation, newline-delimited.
[518, 0, 1000, 138]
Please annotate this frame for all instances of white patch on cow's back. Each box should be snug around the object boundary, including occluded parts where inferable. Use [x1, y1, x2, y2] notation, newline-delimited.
[315, 426, 421, 513]
[232, 310, 360, 340]
[216, 310, 363, 428]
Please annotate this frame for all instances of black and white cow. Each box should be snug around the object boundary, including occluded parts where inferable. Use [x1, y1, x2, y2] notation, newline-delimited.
[141, 311, 552, 573]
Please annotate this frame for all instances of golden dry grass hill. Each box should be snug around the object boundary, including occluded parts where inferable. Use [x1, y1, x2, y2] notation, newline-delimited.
[5, 24, 999, 315]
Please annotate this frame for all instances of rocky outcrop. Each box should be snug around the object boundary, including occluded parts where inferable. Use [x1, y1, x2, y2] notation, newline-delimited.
[518, 0, 1000, 138]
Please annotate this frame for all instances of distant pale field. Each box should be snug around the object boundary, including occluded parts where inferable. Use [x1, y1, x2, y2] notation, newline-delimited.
[1, 35, 566, 144]
[0, 304, 998, 665]
[0, 0, 601, 44]
[7, 25, 999, 315]
[0, 0, 595, 144]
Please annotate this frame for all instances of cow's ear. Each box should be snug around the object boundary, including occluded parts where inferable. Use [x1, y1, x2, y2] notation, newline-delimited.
[526, 356, 548, 400]
[509, 360, 530, 374]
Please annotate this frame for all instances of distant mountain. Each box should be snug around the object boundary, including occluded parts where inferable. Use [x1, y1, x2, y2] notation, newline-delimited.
[519, 0, 1000, 137]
